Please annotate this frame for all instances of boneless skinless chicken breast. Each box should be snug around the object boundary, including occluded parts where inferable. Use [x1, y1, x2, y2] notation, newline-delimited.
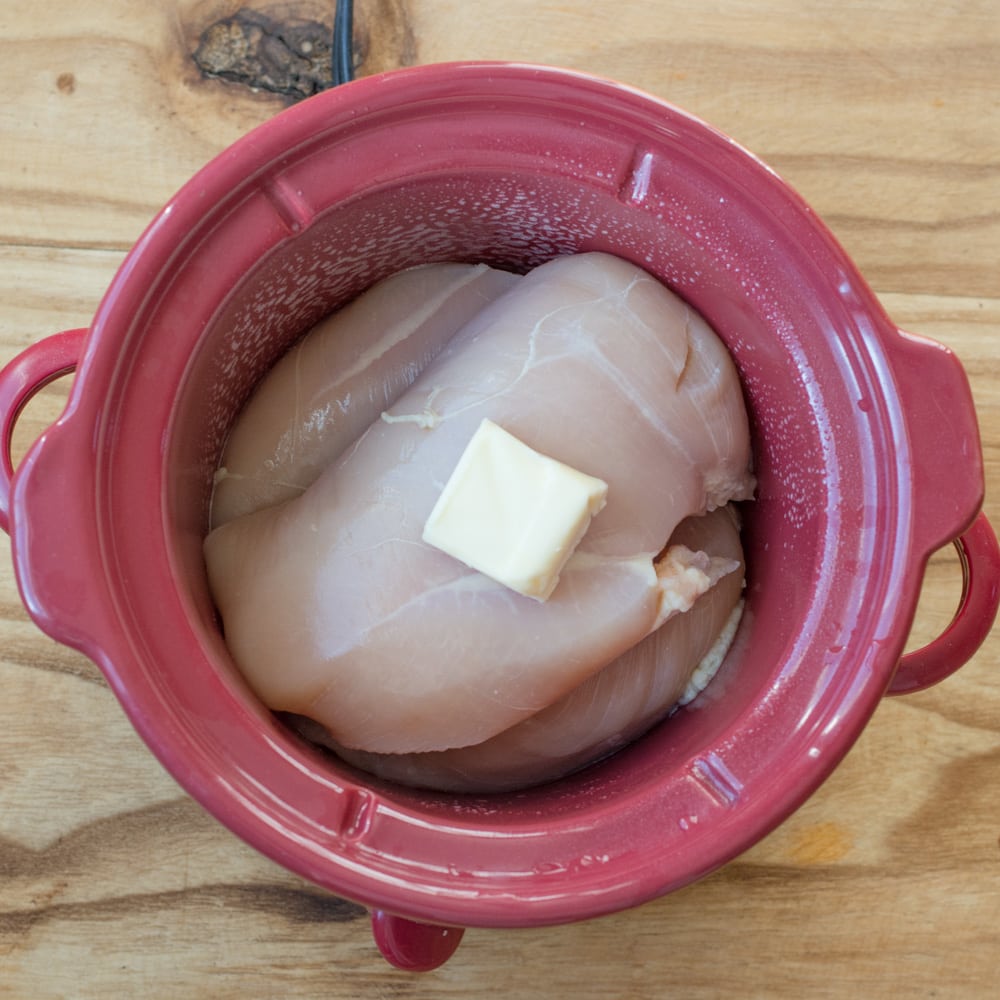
[204, 252, 755, 774]
[307, 505, 746, 793]
[211, 262, 521, 526]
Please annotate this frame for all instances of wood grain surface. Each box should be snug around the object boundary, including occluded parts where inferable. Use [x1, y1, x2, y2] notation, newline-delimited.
[1, 2, 998, 997]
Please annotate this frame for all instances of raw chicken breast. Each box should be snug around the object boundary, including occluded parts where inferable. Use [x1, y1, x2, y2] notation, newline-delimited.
[302, 506, 745, 793]
[211, 262, 520, 527]
[204, 252, 754, 755]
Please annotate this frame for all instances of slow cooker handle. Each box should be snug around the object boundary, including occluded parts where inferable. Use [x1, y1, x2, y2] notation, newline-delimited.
[884, 326, 1000, 695]
[0, 328, 87, 535]
[370, 910, 465, 971]
[889, 512, 1000, 695]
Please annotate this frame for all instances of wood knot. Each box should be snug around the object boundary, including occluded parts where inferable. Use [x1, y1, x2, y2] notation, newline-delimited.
[193, 6, 334, 101]
[190, 2, 417, 102]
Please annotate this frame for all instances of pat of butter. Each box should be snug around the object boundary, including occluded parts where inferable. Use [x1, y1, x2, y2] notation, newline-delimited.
[422, 419, 608, 601]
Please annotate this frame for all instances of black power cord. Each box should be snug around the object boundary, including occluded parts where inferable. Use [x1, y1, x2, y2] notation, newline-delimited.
[332, 0, 355, 85]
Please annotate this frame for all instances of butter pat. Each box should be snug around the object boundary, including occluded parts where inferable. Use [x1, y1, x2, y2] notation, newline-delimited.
[422, 419, 608, 601]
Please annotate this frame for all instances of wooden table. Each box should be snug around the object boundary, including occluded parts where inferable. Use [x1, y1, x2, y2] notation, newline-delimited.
[2, 2, 998, 996]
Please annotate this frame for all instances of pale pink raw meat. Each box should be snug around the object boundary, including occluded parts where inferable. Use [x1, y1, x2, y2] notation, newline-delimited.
[211, 262, 520, 527]
[204, 252, 755, 755]
[303, 506, 745, 792]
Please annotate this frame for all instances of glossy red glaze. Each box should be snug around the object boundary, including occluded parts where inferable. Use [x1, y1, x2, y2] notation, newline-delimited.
[370, 912, 465, 972]
[1, 64, 996, 968]
[0, 327, 86, 534]
[888, 512, 1000, 694]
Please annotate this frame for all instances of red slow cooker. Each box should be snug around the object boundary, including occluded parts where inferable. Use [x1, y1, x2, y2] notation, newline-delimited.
[1, 63, 997, 971]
